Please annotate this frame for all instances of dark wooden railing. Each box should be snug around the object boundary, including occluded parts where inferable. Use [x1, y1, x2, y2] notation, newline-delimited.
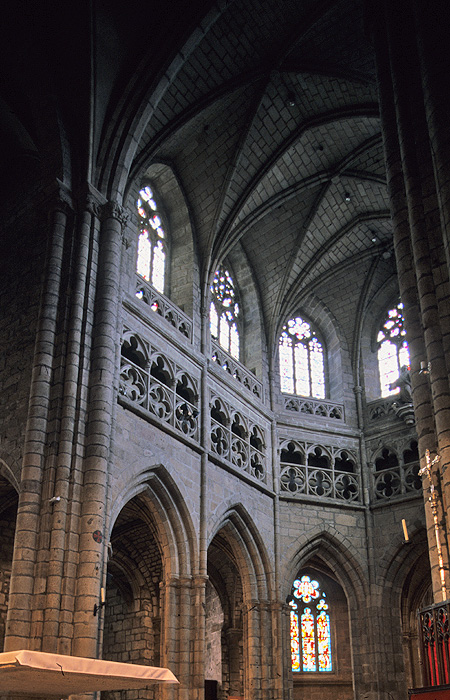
[418, 601, 450, 687]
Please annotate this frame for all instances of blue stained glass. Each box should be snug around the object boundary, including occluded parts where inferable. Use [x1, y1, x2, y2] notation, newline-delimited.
[290, 574, 333, 674]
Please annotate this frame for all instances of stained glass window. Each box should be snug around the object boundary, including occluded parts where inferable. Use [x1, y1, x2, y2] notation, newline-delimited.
[279, 317, 325, 398]
[289, 574, 332, 673]
[377, 301, 410, 398]
[136, 185, 167, 294]
[210, 265, 240, 360]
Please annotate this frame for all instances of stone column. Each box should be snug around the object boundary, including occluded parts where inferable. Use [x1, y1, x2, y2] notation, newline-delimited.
[242, 600, 263, 700]
[199, 313, 210, 580]
[192, 575, 208, 700]
[159, 576, 186, 700]
[225, 627, 242, 697]
[412, 0, 450, 274]
[258, 600, 274, 699]
[4, 186, 71, 651]
[196, 305, 210, 696]
[409, 0, 450, 558]
[369, 0, 450, 600]
[72, 200, 127, 658]
[280, 602, 293, 700]
[269, 371, 285, 700]
[41, 191, 103, 654]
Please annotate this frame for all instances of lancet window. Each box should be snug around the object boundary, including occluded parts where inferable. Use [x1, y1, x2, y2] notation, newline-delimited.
[289, 574, 332, 673]
[210, 265, 240, 360]
[136, 184, 167, 294]
[377, 301, 410, 398]
[279, 316, 325, 399]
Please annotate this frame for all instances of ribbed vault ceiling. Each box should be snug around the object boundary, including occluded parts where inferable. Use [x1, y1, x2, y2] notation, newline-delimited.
[123, 0, 394, 348]
[0, 0, 395, 355]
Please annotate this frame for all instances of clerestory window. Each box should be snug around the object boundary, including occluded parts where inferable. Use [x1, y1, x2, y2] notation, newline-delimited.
[210, 265, 240, 360]
[289, 574, 332, 673]
[136, 184, 167, 294]
[279, 317, 325, 399]
[377, 301, 410, 398]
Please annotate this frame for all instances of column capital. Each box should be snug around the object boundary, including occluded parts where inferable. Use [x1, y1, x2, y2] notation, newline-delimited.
[85, 192, 107, 218]
[159, 574, 194, 590]
[101, 200, 129, 228]
[193, 574, 209, 587]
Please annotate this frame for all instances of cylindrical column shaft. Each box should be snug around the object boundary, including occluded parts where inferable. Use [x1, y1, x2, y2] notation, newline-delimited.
[73, 201, 125, 658]
[5, 197, 68, 650]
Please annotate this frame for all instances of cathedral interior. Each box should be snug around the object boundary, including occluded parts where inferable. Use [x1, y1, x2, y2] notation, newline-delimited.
[1, 1, 450, 699]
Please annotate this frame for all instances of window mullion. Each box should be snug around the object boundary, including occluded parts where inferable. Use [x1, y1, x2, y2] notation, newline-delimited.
[314, 608, 319, 672]
[307, 342, 312, 397]
[279, 317, 324, 399]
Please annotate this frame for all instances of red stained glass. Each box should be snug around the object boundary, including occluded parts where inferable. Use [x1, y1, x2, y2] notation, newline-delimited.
[290, 604, 300, 672]
[293, 576, 320, 603]
[301, 608, 316, 672]
[290, 576, 332, 674]
[317, 609, 332, 671]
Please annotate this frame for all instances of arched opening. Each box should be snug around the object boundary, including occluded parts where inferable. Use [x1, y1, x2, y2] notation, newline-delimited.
[210, 264, 241, 361]
[101, 495, 163, 700]
[400, 550, 432, 689]
[0, 473, 18, 651]
[206, 533, 244, 700]
[136, 184, 168, 294]
[377, 301, 410, 398]
[205, 505, 274, 700]
[279, 315, 326, 399]
[127, 162, 198, 321]
[288, 561, 353, 700]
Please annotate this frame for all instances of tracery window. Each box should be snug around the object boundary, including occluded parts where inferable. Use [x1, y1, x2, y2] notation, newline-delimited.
[377, 301, 410, 398]
[289, 574, 332, 673]
[210, 265, 240, 360]
[372, 440, 422, 501]
[136, 184, 167, 294]
[279, 317, 325, 399]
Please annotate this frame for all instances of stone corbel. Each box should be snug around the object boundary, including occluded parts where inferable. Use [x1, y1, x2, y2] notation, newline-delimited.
[392, 401, 415, 426]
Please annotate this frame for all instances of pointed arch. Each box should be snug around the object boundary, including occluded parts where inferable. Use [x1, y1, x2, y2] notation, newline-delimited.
[127, 161, 198, 318]
[360, 274, 401, 401]
[372, 528, 431, 690]
[109, 464, 198, 578]
[0, 458, 19, 495]
[283, 528, 367, 696]
[381, 526, 430, 602]
[0, 459, 19, 651]
[215, 242, 267, 378]
[278, 315, 325, 398]
[282, 527, 368, 605]
[106, 551, 147, 614]
[208, 503, 275, 602]
[276, 293, 347, 402]
[121, 330, 150, 369]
